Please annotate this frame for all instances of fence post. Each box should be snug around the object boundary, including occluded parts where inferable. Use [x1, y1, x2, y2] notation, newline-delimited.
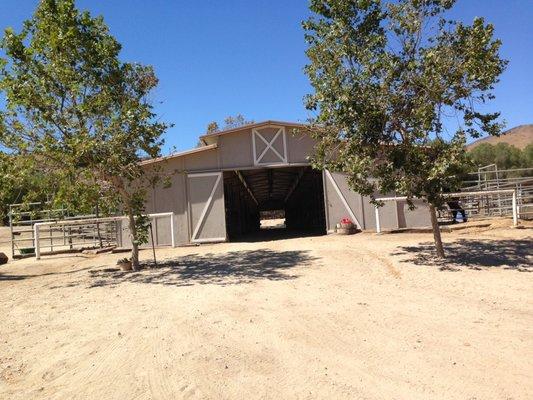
[512, 189, 518, 227]
[170, 213, 176, 247]
[34, 224, 41, 260]
[516, 183, 521, 219]
[9, 209, 14, 259]
[375, 206, 381, 233]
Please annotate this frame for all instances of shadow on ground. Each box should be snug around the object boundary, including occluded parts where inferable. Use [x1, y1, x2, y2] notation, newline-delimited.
[0, 266, 94, 282]
[0, 272, 26, 281]
[392, 239, 532, 271]
[231, 228, 326, 243]
[86, 249, 317, 288]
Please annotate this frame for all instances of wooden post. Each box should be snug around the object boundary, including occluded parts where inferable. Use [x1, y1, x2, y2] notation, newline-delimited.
[149, 221, 157, 268]
[8, 208, 15, 259]
[374, 206, 381, 234]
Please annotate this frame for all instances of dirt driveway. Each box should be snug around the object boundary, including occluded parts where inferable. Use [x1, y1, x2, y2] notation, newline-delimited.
[1, 221, 532, 399]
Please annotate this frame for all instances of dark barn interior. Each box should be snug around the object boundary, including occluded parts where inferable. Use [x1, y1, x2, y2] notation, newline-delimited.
[223, 166, 326, 240]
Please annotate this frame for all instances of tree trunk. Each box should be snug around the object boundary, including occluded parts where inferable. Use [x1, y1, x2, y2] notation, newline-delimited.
[429, 204, 445, 258]
[127, 209, 140, 270]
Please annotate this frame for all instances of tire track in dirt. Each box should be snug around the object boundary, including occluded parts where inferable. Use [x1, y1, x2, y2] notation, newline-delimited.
[37, 302, 151, 399]
[145, 313, 204, 400]
[360, 248, 402, 279]
[146, 318, 175, 400]
[260, 294, 395, 398]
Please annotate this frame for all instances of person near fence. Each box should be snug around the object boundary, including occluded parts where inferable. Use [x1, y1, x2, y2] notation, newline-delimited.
[443, 186, 468, 223]
[447, 198, 468, 223]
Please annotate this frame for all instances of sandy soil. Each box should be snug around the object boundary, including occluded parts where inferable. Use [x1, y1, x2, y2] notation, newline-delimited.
[260, 218, 286, 229]
[0, 219, 532, 399]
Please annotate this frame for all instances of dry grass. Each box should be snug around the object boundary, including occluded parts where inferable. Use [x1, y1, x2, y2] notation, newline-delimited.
[467, 124, 533, 150]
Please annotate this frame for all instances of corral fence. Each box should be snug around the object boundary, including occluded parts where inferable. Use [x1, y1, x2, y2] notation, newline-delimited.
[373, 165, 532, 232]
[460, 165, 533, 220]
[8, 202, 118, 259]
[8, 202, 176, 259]
[374, 189, 519, 234]
[33, 212, 175, 259]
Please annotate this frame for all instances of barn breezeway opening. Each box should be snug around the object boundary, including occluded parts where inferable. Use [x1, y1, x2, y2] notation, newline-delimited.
[223, 166, 327, 241]
[259, 210, 285, 230]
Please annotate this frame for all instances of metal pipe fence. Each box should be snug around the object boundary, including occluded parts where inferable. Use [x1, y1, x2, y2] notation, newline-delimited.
[461, 166, 533, 219]
[8, 202, 118, 259]
[33, 212, 176, 259]
[373, 165, 532, 233]
[8, 200, 177, 259]
[374, 189, 520, 233]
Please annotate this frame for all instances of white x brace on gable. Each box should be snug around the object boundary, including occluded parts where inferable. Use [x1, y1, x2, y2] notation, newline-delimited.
[252, 126, 287, 165]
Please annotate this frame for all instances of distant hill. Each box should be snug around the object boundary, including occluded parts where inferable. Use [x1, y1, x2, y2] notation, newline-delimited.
[467, 124, 533, 151]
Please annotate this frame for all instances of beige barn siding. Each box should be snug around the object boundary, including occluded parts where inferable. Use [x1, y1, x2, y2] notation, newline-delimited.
[152, 215, 172, 245]
[323, 172, 431, 231]
[132, 157, 190, 246]
[216, 125, 313, 170]
[376, 201, 399, 230]
[396, 199, 431, 229]
[154, 158, 189, 244]
[184, 149, 219, 171]
[362, 196, 378, 230]
[370, 197, 430, 231]
[285, 128, 316, 163]
[218, 129, 255, 169]
[136, 144, 225, 246]
[324, 171, 367, 230]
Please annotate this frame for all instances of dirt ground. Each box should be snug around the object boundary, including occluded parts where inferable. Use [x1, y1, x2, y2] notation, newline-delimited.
[0, 219, 532, 400]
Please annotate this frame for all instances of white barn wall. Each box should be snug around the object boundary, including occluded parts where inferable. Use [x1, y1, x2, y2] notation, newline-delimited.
[130, 121, 432, 248]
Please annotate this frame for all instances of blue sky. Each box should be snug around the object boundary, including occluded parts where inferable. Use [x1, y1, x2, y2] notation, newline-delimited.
[0, 1, 531, 152]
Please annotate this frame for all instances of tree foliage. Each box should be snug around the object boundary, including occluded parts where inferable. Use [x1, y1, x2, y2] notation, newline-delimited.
[468, 143, 532, 171]
[0, 153, 47, 222]
[303, 0, 507, 257]
[223, 114, 254, 129]
[0, 0, 171, 267]
[206, 121, 220, 134]
[205, 114, 254, 134]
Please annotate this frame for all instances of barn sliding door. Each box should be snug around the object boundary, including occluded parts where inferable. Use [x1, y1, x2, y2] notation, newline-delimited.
[187, 172, 226, 243]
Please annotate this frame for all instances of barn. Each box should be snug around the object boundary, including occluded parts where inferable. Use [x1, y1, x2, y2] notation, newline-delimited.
[126, 121, 430, 247]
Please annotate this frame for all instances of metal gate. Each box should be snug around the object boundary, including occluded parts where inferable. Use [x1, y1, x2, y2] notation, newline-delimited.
[187, 172, 227, 243]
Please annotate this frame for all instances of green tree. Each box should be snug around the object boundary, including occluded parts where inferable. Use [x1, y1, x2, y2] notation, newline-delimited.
[303, 0, 506, 258]
[468, 143, 497, 168]
[523, 144, 533, 168]
[492, 143, 523, 170]
[205, 114, 254, 135]
[223, 114, 254, 129]
[0, 0, 171, 268]
[201, 114, 254, 146]
[206, 121, 220, 134]
[0, 152, 44, 223]
[469, 143, 527, 170]
[468, 142, 533, 179]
